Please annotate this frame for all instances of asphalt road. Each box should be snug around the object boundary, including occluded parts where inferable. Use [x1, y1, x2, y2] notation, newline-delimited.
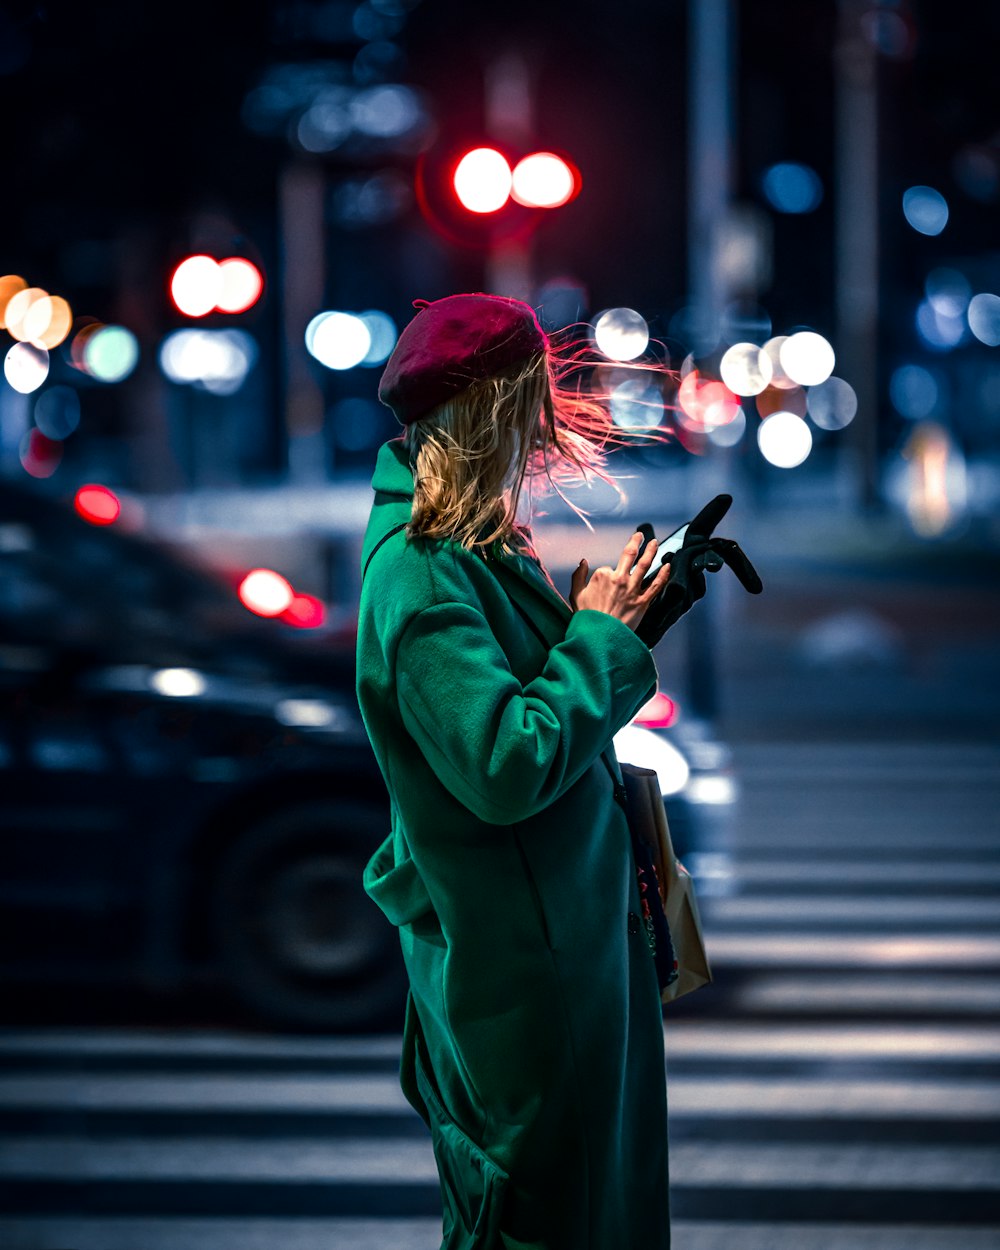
[1, 739, 997, 1248]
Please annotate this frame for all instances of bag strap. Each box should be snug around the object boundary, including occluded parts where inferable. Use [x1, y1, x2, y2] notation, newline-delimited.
[362, 521, 409, 584]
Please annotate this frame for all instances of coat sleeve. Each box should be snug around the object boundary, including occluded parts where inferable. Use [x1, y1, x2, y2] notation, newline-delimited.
[394, 601, 658, 825]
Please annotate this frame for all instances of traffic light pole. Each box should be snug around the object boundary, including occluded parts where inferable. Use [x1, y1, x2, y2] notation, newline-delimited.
[484, 51, 535, 300]
[685, 0, 737, 723]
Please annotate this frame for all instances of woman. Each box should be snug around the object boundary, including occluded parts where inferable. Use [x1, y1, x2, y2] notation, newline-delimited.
[357, 292, 675, 1249]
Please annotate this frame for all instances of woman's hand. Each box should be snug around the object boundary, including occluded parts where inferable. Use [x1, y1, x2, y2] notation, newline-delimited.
[569, 531, 672, 632]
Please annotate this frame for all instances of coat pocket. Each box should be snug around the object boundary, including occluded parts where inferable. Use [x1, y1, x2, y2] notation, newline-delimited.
[363, 832, 436, 927]
[414, 1035, 509, 1248]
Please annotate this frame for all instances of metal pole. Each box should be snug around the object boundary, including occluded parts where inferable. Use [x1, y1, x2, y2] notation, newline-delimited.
[835, 0, 881, 513]
[685, 0, 735, 722]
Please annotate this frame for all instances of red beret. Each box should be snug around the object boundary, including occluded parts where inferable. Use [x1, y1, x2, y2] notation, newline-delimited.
[378, 292, 549, 425]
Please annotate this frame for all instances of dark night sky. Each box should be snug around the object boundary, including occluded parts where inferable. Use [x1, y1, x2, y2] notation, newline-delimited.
[2, 1, 995, 321]
[1, 0, 997, 475]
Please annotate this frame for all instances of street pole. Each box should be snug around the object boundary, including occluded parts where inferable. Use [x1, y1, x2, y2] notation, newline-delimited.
[685, 0, 736, 722]
[279, 160, 328, 485]
[835, 0, 882, 514]
[484, 50, 535, 300]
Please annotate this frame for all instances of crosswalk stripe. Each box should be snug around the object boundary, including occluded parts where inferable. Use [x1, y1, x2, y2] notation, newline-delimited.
[703, 896, 1000, 925]
[0, 1072, 995, 1120]
[0, 1218, 995, 1250]
[703, 933, 1000, 966]
[0, 1136, 995, 1190]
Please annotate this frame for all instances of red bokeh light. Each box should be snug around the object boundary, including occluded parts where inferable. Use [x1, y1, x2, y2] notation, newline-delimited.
[74, 484, 121, 526]
[19, 430, 62, 478]
[632, 692, 680, 730]
[280, 593, 326, 629]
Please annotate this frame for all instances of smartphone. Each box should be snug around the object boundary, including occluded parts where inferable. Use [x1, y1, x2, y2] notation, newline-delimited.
[638, 521, 688, 572]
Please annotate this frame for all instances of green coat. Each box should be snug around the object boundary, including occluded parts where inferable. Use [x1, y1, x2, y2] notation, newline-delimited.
[357, 435, 671, 1249]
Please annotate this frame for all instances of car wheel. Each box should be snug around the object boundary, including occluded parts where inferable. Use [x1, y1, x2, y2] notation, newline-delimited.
[212, 799, 406, 1031]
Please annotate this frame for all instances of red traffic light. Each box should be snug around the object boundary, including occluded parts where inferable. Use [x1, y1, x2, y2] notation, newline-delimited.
[450, 147, 580, 215]
[169, 256, 264, 318]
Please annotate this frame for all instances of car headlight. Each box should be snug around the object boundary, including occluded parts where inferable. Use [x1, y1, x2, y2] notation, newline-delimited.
[612, 724, 690, 796]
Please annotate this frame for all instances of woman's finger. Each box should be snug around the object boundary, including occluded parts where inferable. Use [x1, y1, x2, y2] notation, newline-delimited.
[641, 559, 672, 599]
[615, 532, 644, 576]
[634, 537, 658, 573]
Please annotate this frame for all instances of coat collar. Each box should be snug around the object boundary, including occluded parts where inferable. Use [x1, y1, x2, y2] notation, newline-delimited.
[370, 437, 573, 628]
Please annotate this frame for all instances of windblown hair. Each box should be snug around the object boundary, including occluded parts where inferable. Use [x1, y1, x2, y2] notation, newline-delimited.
[401, 334, 677, 560]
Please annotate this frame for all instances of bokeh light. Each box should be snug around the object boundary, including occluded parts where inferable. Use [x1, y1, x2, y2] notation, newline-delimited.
[216, 259, 264, 314]
[806, 376, 858, 430]
[74, 484, 121, 525]
[899, 421, 967, 537]
[720, 342, 772, 395]
[280, 593, 326, 629]
[632, 691, 679, 730]
[902, 185, 949, 236]
[83, 325, 139, 382]
[4, 342, 49, 393]
[756, 383, 806, 419]
[0, 275, 27, 328]
[170, 255, 223, 317]
[511, 152, 577, 208]
[309, 312, 372, 370]
[34, 385, 81, 439]
[239, 569, 295, 617]
[761, 162, 823, 213]
[916, 300, 966, 350]
[150, 668, 207, 698]
[5, 287, 48, 342]
[453, 147, 512, 214]
[33, 295, 73, 349]
[890, 364, 940, 420]
[351, 83, 423, 137]
[779, 331, 835, 386]
[19, 428, 61, 477]
[678, 370, 741, 431]
[70, 321, 105, 370]
[358, 310, 398, 365]
[609, 378, 664, 428]
[761, 336, 797, 389]
[757, 411, 813, 468]
[707, 408, 746, 447]
[967, 293, 1000, 347]
[160, 328, 257, 394]
[925, 268, 971, 318]
[594, 308, 649, 361]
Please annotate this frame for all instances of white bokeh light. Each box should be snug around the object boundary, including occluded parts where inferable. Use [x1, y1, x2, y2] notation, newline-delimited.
[239, 569, 294, 617]
[758, 410, 813, 468]
[159, 329, 256, 394]
[720, 342, 773, 396]
[594, 308, 649, 361]
[170, 256, 223, 318]
[359, 310, 398, 365]
[150, 668, 207, 698]
[4, 342, 49, 393]
[761, 336, 797, 389]
[310, 312, 372, 370]
[779, 331, 835, 386]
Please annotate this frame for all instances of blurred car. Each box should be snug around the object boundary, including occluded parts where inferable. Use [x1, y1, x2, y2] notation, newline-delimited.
[0, 479, 734, 1031]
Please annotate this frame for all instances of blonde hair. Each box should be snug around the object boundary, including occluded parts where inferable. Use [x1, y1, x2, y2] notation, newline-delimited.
[401, 337, 675, 560]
